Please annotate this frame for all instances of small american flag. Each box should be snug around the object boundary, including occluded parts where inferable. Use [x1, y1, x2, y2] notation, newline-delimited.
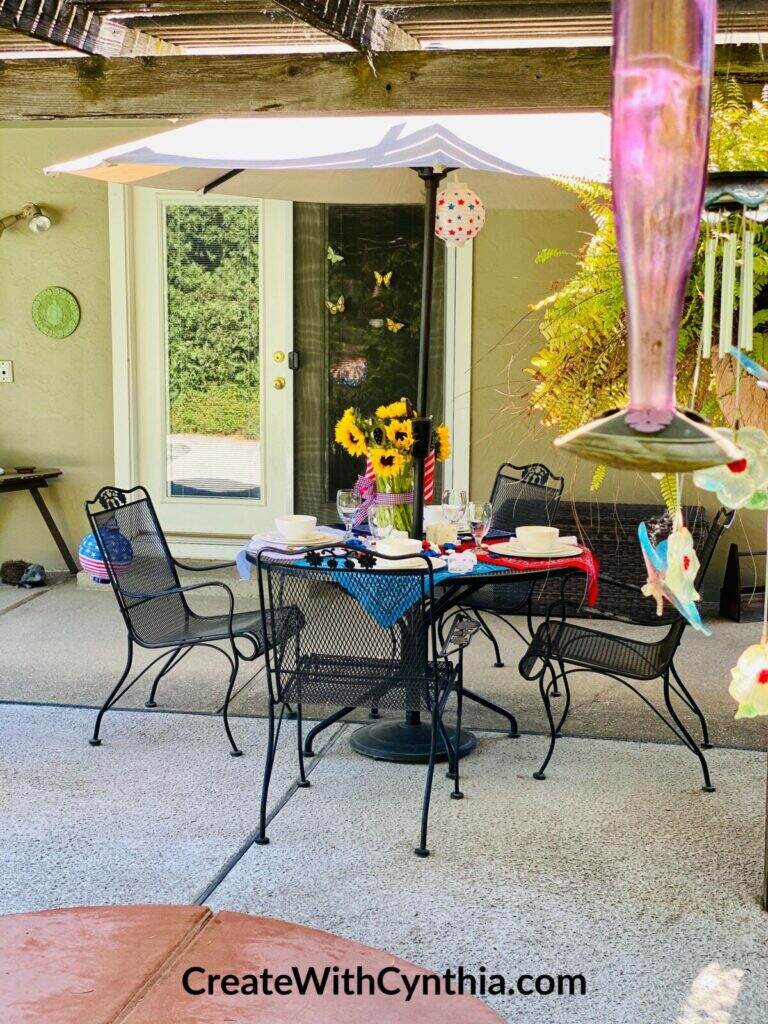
[364, 451, 435, 502]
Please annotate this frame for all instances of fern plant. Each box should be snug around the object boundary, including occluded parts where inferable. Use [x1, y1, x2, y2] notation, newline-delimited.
[525, 83, 768, 477]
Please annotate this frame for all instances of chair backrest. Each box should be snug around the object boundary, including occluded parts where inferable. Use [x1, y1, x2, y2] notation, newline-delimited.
[84, 486, 186, 646]
[489, 462, 565, 533]
[257, 546, 440, 711]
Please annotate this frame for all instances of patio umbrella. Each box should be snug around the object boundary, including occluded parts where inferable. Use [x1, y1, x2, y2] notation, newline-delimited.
[46, 111, 610, 537]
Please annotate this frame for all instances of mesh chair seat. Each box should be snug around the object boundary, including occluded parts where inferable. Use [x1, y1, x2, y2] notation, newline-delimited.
[279, 653, 455, 710]
[521, 619, 678, 682]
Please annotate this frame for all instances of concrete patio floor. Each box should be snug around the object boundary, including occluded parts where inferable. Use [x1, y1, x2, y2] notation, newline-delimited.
[2, 575, 767, 750]
[1, 701, 766, 1023]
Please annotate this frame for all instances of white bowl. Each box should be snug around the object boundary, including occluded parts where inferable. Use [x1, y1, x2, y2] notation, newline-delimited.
[275, 514, 317, 542]
[515, 525, 559, 552]
[378, 537, 424, 558]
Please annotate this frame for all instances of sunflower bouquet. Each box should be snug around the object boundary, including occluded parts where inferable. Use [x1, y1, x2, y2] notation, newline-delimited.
[334, 398, 451, 534]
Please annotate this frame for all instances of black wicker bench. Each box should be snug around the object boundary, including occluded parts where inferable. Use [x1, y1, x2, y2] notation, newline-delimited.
[530, 501, 710, 624]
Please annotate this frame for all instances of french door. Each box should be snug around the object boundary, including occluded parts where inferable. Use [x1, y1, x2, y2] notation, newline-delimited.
[112, 188, 293, 557]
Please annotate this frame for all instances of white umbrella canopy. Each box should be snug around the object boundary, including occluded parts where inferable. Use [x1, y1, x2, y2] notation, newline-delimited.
[45, 112, 611, 204]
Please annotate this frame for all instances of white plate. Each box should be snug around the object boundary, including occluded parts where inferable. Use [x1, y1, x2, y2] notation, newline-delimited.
[490, 540, 582, 559]
[253, 530, 340, 549]
[371, 557, 446, 571]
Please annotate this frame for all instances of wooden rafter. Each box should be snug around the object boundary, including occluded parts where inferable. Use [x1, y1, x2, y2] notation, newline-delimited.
[0, 0, 180, 55]
[1, 44, 766, 120]
[270, 0, 419, 51]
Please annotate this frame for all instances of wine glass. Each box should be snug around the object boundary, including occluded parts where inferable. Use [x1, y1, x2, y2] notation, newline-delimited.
[442, 488, 467, 525]
[368, 505, 394, 546]
[468, 501, 493, 551]
[336, 488, 361, 542]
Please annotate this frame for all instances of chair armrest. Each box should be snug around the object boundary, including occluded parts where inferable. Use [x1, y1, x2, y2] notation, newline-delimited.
[172, 558, 236, 572]
[598, 572, 644, 596]
[121, 580, 235, 615]
[438, 613, 482, 658]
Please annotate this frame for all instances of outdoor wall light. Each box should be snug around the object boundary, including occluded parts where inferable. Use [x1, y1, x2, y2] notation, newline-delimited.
[0, 204, 52, 238]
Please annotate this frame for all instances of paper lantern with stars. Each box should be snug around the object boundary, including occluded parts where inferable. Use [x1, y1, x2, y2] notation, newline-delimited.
[435, 182, 485, 247]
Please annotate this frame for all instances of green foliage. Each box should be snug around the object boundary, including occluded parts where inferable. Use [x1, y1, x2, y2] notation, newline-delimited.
[166, 205, 260, 437]
[659, 474, 679, 515]
[525, 84, 768, 441]
[169, 384, 260, 439]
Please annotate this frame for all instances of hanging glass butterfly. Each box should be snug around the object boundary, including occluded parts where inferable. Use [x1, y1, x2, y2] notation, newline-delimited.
[729, 643, 768, 718]
[692, 426, 768, 510]
[327, 246, 344, 265]
[386, 318, 405, 333]
[638, 513, 710, 635]
[326, 296, 345, 316]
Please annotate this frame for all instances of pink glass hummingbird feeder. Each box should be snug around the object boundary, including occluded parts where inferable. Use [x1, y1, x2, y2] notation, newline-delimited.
[556, 0, 743, 473]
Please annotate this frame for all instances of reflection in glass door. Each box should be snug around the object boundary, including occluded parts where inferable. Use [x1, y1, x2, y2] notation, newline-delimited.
[164, 204, 262, 500]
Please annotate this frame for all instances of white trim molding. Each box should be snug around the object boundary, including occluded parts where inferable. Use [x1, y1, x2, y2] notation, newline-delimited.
[108, 182, 138, 490]
[443, 240, 473, 495]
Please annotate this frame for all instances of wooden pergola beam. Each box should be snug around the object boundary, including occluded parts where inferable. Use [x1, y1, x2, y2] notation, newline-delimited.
[0, 43, 765, 120]
[270, 0, 419, 51]
[0, 0, 179, 56]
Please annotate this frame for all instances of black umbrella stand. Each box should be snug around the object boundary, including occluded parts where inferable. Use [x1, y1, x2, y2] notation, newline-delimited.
[349, 165, 477, 765]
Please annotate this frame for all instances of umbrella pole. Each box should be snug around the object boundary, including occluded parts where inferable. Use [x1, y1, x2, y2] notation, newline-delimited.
[411, 166, 450, 540]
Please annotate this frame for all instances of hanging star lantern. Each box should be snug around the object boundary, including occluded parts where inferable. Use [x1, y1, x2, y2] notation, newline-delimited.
[638, 514, 710, 635]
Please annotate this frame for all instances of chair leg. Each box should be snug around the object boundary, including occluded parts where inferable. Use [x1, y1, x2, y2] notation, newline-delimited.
[533, 663, 559, 781]
[555, 659, 572, 736]
[670, 663, 712, 749]
[451, 671, 464, 801]
[439, 719, 457, 780]
[255, 700, 277, 845]
[304, 705, 353, 756]
[222, 652, 243, 757]
[369, 706, 381, 719]
[145, 647, 185, 708]
[284, 703, 298, 721]
[663, 674, 715, 793]
[473, 610, 504, 668]
[462, 687, 518, 738]
[296, 702, 310, 788]
[90, 639, 134, 747]
[415, 703, 439, 857]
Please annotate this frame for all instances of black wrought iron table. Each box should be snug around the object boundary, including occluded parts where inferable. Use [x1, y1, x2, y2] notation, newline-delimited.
[246, 548, 581, 764]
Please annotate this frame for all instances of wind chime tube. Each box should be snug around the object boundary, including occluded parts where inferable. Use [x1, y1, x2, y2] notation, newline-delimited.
[613, 0, 717, 433]
[701, 231, 718, 358]
[719, 232, 738, 357]
[739, 221, 755, 353]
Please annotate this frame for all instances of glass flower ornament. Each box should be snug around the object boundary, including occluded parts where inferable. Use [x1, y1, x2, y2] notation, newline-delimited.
[692, 427, 768, 510]
[729, 643, 768, 718]
[638, 515, 710, 635]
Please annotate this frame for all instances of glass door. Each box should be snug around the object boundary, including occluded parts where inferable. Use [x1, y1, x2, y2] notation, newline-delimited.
[131, 191, 293, 552]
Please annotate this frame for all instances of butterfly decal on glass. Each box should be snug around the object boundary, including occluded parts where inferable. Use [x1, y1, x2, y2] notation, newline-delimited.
[386, 318, 405, 333]
[327, 246, 344, 265]
[326, 296, 345, 316]
[372, 270, 393, 298]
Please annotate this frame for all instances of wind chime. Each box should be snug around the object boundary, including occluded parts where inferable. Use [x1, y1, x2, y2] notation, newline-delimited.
[693, 172, 768, 718]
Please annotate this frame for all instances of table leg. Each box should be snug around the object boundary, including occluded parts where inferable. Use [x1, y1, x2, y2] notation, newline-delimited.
[30, 486, 77, 574]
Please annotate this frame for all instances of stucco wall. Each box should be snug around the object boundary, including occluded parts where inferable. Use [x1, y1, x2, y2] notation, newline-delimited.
[0, 122, 166, 570]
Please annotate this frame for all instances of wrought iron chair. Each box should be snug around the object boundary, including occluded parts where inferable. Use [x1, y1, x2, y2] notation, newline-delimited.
[255, 544, 479, 857]
[84, 485, 290, 757]
[451, 462, 565, 667]
[519, 507, 734, 790]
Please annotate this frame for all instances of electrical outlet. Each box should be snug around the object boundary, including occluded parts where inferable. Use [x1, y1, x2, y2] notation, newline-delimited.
[0, 361, 13, 383]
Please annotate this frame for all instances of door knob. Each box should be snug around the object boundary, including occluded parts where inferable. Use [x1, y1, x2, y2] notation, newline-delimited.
[273, 376, 286, 390]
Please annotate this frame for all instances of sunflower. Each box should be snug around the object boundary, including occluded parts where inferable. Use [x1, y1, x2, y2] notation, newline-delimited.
[434, 424, 452, 462]
[370, 447, 405, 478]
[334, 409, 367, 457]
[385, 418, 413, 451]
[375, 399, 408, 420]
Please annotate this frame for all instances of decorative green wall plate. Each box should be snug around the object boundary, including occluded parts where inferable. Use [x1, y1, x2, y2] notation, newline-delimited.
[31, 287, 80, 339]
